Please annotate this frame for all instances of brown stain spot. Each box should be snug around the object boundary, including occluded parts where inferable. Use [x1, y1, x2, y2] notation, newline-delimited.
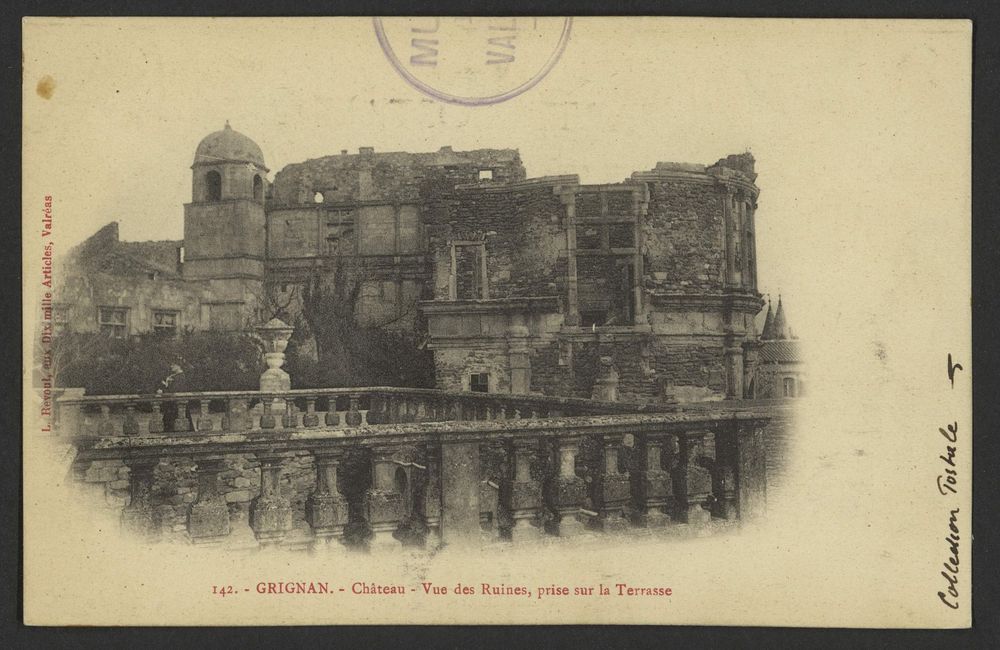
[36, 75, 56, 100]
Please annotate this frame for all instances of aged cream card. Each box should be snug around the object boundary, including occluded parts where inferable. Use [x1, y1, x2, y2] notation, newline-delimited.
[22, 17, 971, 627]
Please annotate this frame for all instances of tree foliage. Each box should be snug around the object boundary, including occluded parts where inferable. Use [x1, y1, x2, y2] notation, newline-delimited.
[283, 256, 436, 389]
[53, 330, 264, 395]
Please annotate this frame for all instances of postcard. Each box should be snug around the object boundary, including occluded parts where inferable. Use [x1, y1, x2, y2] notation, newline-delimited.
[22, 17, 971, 626]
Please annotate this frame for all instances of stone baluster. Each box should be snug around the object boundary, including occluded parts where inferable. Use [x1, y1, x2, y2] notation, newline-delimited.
[282, 399, 298, 428]
[345, 394, 362, 427]
[197, 399, 213, 431]
[549, 435, 587, 535]
[121, 458, 158, 539]
[399, 397, 414, 423]
[364, 445, 405, 550]
[392, 396, 404, 423]
[122, 402, 140, 436]
[674, 432, 713, 525]
[303, 398, 320, 427]
[509, 438, 543, 541]
[306, 450, 349, 549]
[173, 401, 191, 432]
[99, 404, 115, 436]
[148, 401, 164, 434]
[413, 397, 427, 423]
[251, 453, 293, 546]
[187, 457, 230, 544]
[259, 399, 276, 429]
[638, 433, 675, 527]
[403, 398, 420, 422]
[595, 433, 631, 532]
[325, 397, 340, 426]
[497, 403, 508, 420]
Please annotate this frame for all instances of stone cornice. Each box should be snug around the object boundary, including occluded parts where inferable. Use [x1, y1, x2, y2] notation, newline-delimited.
[649, 291, 764, 313]
[629, 169, 760, 199]
[419, 296, 561, 316]
[74, 410, 771, 462]
[557, 324, 653, 342]
[453, 175, 580, 194]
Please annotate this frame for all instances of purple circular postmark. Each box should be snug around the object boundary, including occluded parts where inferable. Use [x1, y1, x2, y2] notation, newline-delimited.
[373, 17, 572, 106]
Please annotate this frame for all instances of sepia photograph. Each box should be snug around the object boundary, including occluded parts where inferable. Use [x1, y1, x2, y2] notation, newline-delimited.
[21, 16, 971, 628]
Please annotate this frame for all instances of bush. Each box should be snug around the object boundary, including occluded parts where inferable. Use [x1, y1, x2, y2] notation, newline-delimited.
[53, 331, 264, 395]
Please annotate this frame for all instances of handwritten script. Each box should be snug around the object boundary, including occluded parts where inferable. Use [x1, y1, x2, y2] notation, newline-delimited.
[936, 354, 963, 610]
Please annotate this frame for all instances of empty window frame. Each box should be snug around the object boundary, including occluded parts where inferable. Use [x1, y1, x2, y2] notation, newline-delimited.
[152, 310, 179, 335]
[205, 171, 222, 201]
[450, 242, 488, 300]
[469, 372, 490, 393]
[98, 307, 129, 338]
[253, 175, 263, 202]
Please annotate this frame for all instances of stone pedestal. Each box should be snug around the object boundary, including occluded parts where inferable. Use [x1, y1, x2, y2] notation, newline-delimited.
[638, 434, 675, 527]
[551, 437, 587, 536]
[306, 451, 349, 550]
[121, 459, 158, 540]
[509, 439, 543, 541]
[364, 447, 405, 551]
[715, 420, 768, 521]
[257, 319, 294, 427]
[596, 434, 631, 532]
[591, 357, 620, 402]
[251, 454, 293, 546]
[188, 458, 231, 544]
[439, 442, 481, 547]
[674, 433, 713, 525]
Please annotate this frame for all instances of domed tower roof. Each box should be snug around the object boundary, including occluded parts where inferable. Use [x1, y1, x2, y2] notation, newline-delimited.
[193, 121, 267, 170]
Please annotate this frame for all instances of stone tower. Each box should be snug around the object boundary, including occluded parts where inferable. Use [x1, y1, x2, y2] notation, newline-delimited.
[183, 122, 268, 330]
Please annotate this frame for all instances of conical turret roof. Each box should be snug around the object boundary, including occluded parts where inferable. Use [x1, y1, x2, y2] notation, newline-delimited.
[761, 297, 775, 340]
[772, 295, 789, 340]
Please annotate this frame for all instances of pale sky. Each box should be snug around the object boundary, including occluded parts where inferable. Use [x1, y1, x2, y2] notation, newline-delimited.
[23, 17, 971, 344]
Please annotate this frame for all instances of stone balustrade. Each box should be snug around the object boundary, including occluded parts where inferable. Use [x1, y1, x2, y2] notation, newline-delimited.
[55, 386, 676, 439]
[65, 395, 770, 551]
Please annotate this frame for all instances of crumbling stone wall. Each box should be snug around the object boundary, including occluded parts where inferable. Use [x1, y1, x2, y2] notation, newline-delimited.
[653, 340, 727, 402]
[641, 176, 726, 293]
[433, 348, 512, 393]
[270, 147, 525, 206]
[529, 338, 656, 402]
[433, 181, 568, 301]
[76, 452, 319, 544]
